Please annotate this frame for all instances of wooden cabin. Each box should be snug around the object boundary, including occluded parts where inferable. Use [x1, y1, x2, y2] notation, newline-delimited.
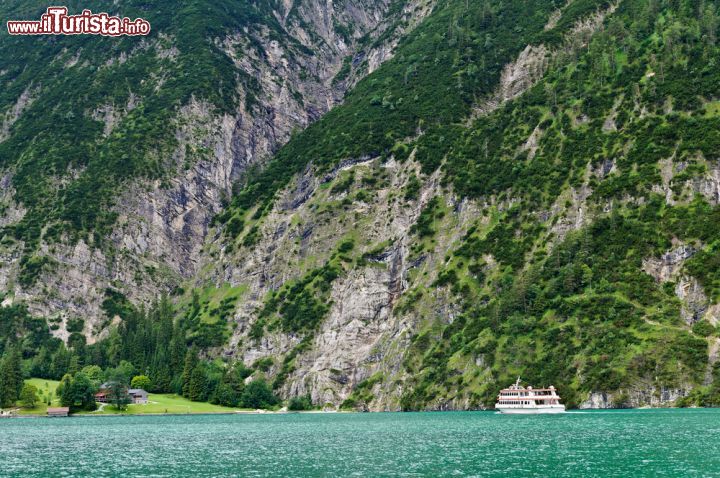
[47, 407, 70, 417]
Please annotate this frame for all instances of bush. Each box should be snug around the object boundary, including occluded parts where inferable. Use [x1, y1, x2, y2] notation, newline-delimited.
[19, 384, 39, 408]
[241, 379, 279, 409]
[692, 320, 716, 338]
[130, 375, 152, 391]
[288, 395, 313, 411]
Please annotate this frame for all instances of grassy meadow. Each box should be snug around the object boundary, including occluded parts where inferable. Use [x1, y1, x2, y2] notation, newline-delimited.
[15, 379, 242, 416]
[85, 393, 243, 415]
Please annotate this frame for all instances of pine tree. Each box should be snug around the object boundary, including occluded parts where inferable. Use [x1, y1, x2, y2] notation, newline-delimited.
[0, 358, 16, 408]
[156, 296, 175, 344]
[188, 367, 208, 402]
[150, 350, 172, 393]
[68, 354, 81, 375]
[30, 347, 51, 379]
[51, 346, 72, 380]
[181, 347, 199, 397]
[7, 346, 23, 398]
[211, 368, 245, 407]
[169, 327, 187, 378]
[0, 345, 23, 407]
[59, 374, 74, 408]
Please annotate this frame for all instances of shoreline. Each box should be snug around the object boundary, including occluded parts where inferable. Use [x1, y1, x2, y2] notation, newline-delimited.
[7, 409, 350, 418]
[6, 406, 716, 419]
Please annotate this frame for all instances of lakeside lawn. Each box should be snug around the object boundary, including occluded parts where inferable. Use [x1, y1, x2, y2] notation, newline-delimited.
[15, 380, 242, 416]
[16, 378, 62, 416]
[81, 393, 244, 415]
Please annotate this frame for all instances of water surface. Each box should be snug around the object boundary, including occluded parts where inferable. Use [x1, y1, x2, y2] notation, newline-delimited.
[1, 409, 719, 477]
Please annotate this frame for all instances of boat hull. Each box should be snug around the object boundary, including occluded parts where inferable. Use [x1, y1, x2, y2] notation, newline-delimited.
[496, 406, 566, 415]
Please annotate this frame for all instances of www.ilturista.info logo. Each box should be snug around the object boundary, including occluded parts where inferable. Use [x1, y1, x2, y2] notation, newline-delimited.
[7, 7, 151, 36]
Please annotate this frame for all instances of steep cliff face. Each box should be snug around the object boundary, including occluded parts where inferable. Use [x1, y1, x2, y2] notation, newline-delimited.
[0, 0, 433, 339]
[202, 156, 448, 409]
[194, 0, 720, 410]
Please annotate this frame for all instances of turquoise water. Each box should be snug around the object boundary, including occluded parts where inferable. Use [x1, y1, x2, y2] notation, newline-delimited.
[1, 409, 719, 477]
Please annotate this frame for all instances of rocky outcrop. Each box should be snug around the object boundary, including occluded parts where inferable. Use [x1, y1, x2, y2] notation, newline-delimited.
[580, 391, 614, 409]
[361, 0, 436, 79]
[472, 2, 617, 118]
[642, 244, 696, 283]
[706, 338, 720, 385]
[696, 163, 720, 205]
[580, 387, 688, 409]
[642, 243, 716, 325]
[675, 276, 709, 325]
[286, 249, 408, 405]
[474, 44, 549, 116]
[0, 86, 37, 142]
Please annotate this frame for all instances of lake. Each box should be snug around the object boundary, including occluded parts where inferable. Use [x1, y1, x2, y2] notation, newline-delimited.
[1, 409, 719, 477]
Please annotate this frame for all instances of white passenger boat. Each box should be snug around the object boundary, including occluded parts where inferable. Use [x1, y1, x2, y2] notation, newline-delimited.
[496, 378, 565, 414]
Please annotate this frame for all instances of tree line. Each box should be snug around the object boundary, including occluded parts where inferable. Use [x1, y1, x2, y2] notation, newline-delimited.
[0, 295, 287, 411]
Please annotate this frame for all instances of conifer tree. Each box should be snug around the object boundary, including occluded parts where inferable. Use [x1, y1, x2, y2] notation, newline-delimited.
[59, 374, 74, 408]
[181, 347, 199, 397]
[0, 345, 23, 407]
[188, 366, 208, 402]
[0, 360, 15, 408]
[51, 346, 72, 380]
[169, 327, 187, 377]
[150, 350, 172, 393]
[30, 347, 51, 379]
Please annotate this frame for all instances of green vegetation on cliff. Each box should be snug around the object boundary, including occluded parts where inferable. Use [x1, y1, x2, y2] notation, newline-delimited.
[219, 0, 720, 409]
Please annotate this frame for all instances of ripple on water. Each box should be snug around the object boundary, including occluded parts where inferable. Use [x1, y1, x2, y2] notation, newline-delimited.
[0, 410, 719, 477]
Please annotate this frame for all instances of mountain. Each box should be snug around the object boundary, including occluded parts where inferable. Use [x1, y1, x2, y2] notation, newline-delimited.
[2, 0, 720, 411]
[0, 0, 429, 328]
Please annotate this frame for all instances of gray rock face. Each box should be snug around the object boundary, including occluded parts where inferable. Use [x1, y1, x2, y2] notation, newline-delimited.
[580, 387, 688, 409]
[0, 86, 37, 142]
[194, 155, 485, 410]
[696, 164, 720, 204]
[643, 244, 715, 326]
[472, 2, 617, 118]
[287, 251, 406, 405]
[474, 44, 549, 116]
[642, 244, 696, 283]
[675, 276, 709, 325]
[185, 155, 425, 408]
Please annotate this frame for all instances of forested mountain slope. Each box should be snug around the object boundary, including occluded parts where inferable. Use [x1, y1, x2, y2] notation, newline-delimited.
[199, 0, 720, 410]
[2, 0, 720, 411]
[0, 0, 430, 336]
